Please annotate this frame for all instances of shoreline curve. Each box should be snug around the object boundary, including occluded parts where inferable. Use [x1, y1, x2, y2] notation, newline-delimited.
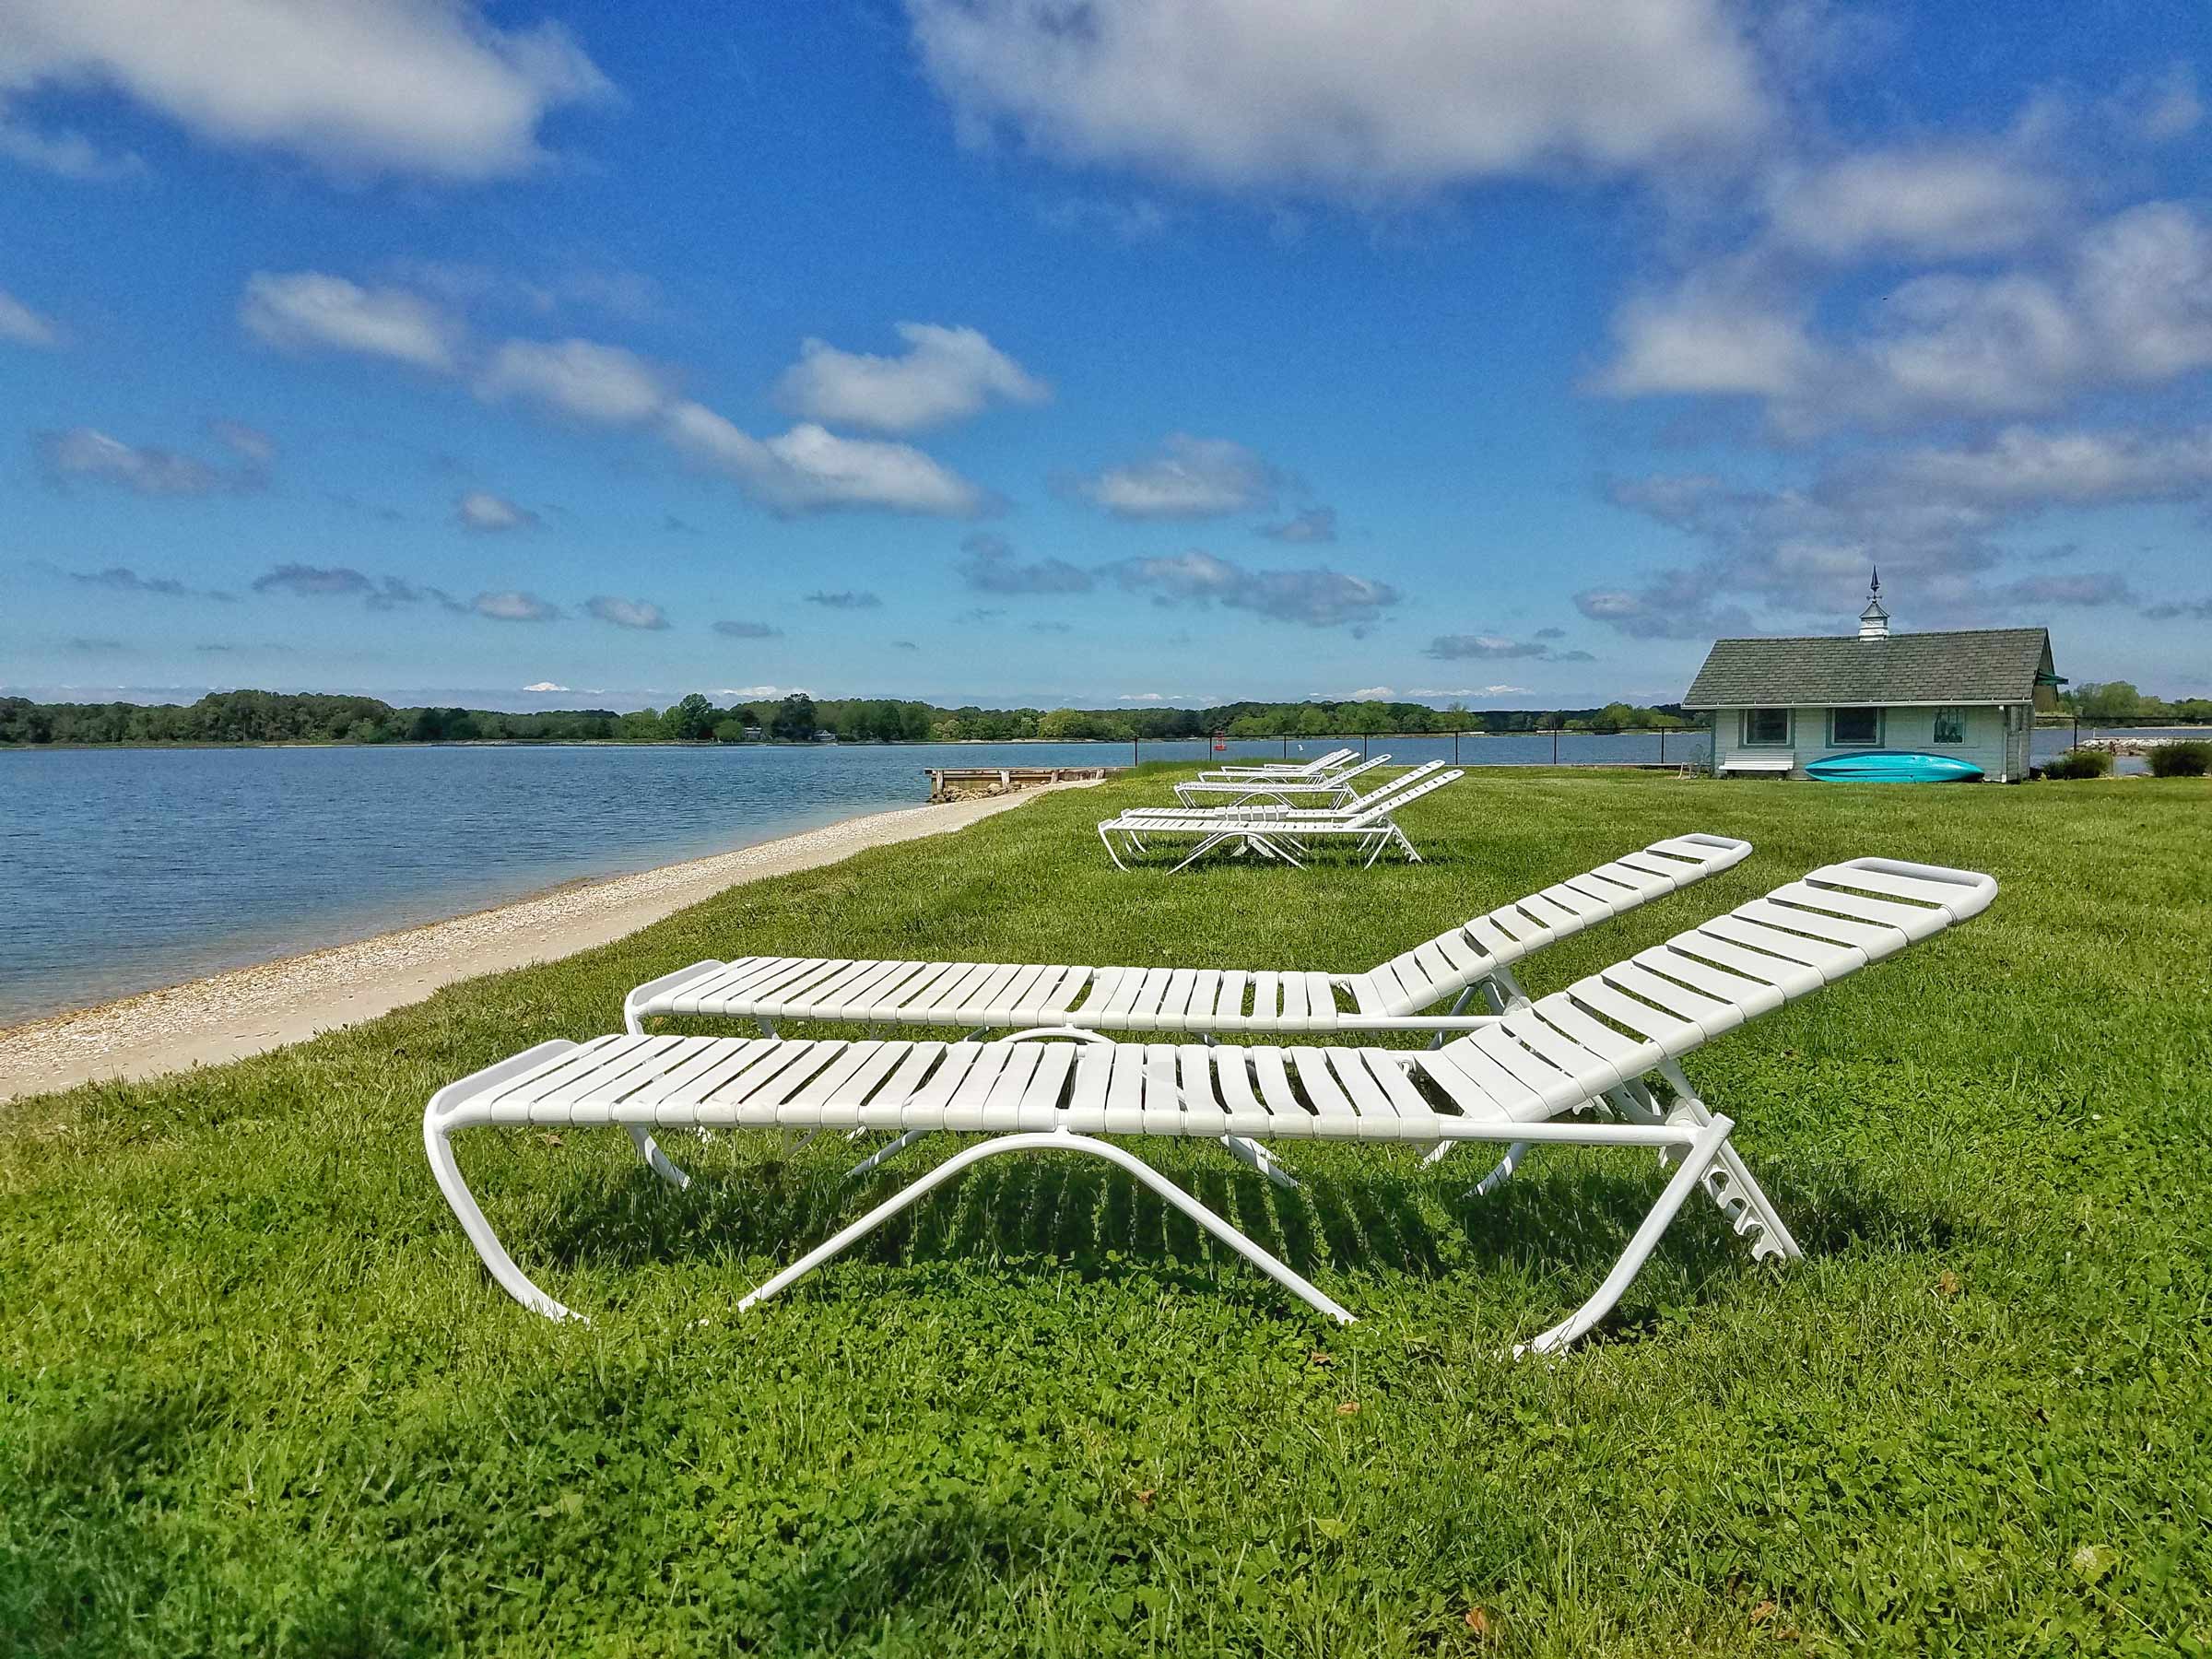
[0, 782, 1091, 1103]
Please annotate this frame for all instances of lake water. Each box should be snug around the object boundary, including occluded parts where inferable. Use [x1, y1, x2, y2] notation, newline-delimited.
[0, 725, 2149, 1023]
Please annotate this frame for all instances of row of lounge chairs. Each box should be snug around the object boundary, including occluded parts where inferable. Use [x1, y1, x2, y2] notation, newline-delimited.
[1099, 748, 1466, 871]
[425, 827, 1997, 1353]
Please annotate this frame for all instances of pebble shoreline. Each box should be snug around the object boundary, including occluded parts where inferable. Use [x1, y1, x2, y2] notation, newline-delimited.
[0, 783, 1088, 1102]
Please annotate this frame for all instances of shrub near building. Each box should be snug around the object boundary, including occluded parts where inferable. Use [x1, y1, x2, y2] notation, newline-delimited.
[2147, 740, 2212, 778]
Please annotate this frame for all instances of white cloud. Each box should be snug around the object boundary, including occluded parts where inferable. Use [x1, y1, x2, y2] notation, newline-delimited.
[1117, 691, 1178, 702]
[521, 680, 569, 692]
[0, 287, 61, 347]
[1110, 549, 1399, 632]
[1258, 506, 1337, 544]
[1592, 421, 2212, 636]
[477, 336, 672, 424]
[1408, 685, 1534, 698]
[234, 278, 993, 520]
[1877, 426, 2212, 511]
[208, 419, 276, 466]
[906, 0, 1766, 195]
[1074, 433, 1278, 519]
[1598, 280, 1816, 398]
[454, 489, 538, 533]
[1424, 634, 1594, 663]
[1602, 203, 2212, 429]
[958, 532, 1093, 594]
[2117, 63, 2201, 144]
[0, 0, 614, 182]
[1041, 195, 1171, 242]
[775, 322, 1048, 434]
[241, 272, 460, 371]
[473, 590, 560, 622]
[1347, 686, 1395, 700]
[717, 685, 806, 700]
[663, 402, 988, 516]
[36, 427, 218, 495]
[1764, 146, 2065, 261]
[586, 594, 669, 630]
[0, 118, 143, 180]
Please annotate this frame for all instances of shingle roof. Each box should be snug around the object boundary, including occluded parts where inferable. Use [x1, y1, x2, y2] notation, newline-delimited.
[1682, 628, 2055, 708]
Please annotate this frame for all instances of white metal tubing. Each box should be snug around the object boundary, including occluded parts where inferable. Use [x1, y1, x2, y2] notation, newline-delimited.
[1218, 1132, 1299, 1190]
[845, 1127, 934, 1178]
[1516, 1113, 1735, 1357]
[624, 1125, 691, 1189]
[422, 1041, 587, 1324]
[735, 1130, 1357, 1324]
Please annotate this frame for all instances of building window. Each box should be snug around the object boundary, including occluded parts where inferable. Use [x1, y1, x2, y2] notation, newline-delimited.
[1830, 707, 1882, 746]
[1933, 706, 1966, 745]
[1742, 708, 1790, 747]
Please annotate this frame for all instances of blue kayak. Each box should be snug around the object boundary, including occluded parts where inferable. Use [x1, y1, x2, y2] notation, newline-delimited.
[1805, 751, 1983, 783]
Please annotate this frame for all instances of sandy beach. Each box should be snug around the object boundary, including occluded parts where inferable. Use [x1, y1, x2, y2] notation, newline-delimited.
[0, 783, 1088, 1102]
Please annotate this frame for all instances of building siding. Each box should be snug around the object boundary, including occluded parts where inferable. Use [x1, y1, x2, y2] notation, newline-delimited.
[1710, 702, 2025, 781]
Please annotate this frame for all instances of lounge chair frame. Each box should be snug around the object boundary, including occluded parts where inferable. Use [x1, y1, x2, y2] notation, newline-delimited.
[1171, 751, 1393, 808]
[425, 857, 1995, 1353]
[1100, 764, 1465, 871]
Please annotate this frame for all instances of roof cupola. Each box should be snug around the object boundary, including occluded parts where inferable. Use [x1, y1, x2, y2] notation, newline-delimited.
[1858, 569, 1890, 640]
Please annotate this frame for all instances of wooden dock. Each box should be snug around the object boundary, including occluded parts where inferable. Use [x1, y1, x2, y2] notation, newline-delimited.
[926, 765, 1114, 802]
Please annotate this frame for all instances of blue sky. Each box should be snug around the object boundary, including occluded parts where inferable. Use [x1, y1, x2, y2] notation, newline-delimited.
[2, 0, 2207, 712]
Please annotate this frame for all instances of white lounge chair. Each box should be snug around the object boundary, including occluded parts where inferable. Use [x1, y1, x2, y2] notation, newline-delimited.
[1100, 763, 1465, 870]
[1171, 752, 1394, 807]
[1196, 746, 1358, 780]
[423, 856, 1995, 1353]
[622, 833, 1753, 1041]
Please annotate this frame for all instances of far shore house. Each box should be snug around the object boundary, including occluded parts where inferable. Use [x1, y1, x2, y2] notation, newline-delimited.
[1684, 575, 2063, 782]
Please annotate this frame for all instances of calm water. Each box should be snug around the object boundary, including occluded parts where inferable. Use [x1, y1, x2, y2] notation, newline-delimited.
[0, 725, 2136, 1023]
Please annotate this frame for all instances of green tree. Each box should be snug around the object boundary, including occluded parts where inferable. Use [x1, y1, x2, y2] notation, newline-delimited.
[769, 694, 818, 742]
[662, 693, 719, 741]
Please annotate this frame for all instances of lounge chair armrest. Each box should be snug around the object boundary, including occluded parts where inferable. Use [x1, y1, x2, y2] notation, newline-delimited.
[1832, 857, 2000, 919]
[624, 959, 728, 1028]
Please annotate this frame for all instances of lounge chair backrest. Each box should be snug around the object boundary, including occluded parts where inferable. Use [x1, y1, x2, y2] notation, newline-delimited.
[1427, 858, 1997, 1123]
[1208, 747, 1356, 779]
[1343, 762, 1459, 826]
[1353, 832, 1753, 1015]
[1305, 752, 1390, 788]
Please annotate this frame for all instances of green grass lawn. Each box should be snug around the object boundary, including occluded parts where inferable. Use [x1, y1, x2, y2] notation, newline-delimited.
[4, 767, 2208, 1657]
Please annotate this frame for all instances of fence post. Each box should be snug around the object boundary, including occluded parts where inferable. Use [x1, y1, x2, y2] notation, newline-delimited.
[1552, 724, 1559, 765]
[1363, 732, 1370, 759]
[1453, 729, 1459, 765]
[1132, 735, 1138, 768]
[1659, 728, 1665, 766]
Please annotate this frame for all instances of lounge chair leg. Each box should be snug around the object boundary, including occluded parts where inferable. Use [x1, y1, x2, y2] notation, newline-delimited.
[738, 1131, 1356, 1324]
[1169, 832, 1234, 873]
[1649, 1064, 1801, 1262]
[1515, 1112, 1736, 1357]
[1493, 965, 1532, 1011]
[623, 1125, 691, 1189]
[1424, 1135, 1534, 1187]
[845, 1127, 934, 1178]
[423, 1112, 582, 1324]
[1218, 1132, 1299, 1189]
[1098, 823, 1131, 871]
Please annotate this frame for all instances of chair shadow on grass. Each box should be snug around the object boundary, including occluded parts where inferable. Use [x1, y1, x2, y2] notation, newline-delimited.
[521, 1131, 1964, 1316]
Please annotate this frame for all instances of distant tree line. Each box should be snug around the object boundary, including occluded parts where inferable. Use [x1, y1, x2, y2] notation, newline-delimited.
[0, 688, 1707, 747]
[2053, 682, 2212, 724]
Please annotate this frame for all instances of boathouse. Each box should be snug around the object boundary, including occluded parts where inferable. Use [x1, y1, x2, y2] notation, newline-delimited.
[1684, 576, 2062, 782]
